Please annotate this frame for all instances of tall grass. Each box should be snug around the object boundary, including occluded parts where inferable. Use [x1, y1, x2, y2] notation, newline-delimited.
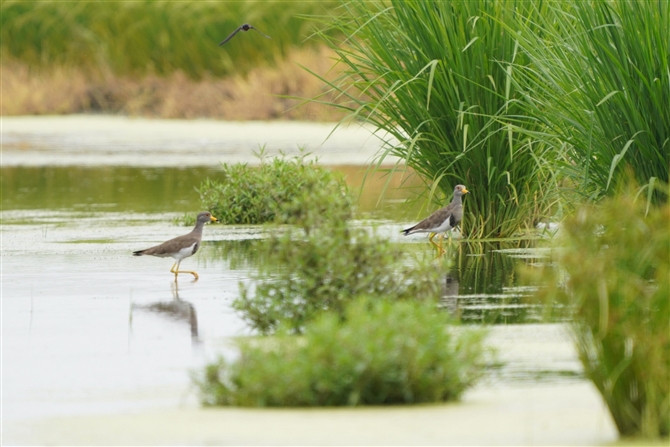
[532, 183, 669, 437]
[1, 0, 337, 78]
[507, 0, 669, 203]
[310, 0, 558, 238]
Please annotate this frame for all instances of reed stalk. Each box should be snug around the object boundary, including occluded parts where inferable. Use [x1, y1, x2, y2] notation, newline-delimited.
[532, 183, 669, 437]
[505, 0, 669, 204]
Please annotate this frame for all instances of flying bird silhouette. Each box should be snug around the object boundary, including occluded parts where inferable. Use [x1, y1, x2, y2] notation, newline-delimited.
[218, 23, 271, 46]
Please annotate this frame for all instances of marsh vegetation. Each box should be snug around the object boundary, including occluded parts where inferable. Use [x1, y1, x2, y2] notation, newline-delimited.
[232, 164, 439, 334]
[196, 297, 487, 407]
[530, 185, 669, 437]
[184, 151, 351, 226]
[312, 0, 668, 236]
[313, 0, 558, 238]
[1, 1, 346, 119]
[193, 153, 489, 405]
[5, 0, 669, 439]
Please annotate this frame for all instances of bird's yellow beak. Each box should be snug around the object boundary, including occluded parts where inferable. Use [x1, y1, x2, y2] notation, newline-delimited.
[462, 187, 469, 194]
[210, 215, 218, 222]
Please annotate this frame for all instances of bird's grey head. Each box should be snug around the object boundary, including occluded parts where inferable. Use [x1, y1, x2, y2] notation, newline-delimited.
[196, 211, 218, 224]
[454, 184, 469, 196]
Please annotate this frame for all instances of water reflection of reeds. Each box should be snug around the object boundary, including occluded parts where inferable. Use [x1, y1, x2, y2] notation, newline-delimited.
[440, 241, 548, 325]
[208, 237, 552, 326]
[206, 239, 268, 271]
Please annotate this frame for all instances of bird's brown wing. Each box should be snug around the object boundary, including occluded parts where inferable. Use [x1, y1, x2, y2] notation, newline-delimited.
[250, 26, 271, 39]
[133, 232, 200, 257]
[402, 203, 456, 234]
[218, 26, 242, 46]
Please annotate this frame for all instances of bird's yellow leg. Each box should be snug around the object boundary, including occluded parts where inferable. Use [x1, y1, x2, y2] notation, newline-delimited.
[179, 270, 199, 280]
[170, 262, 180, 281]
[429, 232, 446, 258]
[436, 233, 446, 257]
[170, 262, 199, 280]
[428, 232, 439, 249]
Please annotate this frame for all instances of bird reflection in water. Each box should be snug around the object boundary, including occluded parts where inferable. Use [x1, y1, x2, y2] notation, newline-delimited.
[132, 282, 200, 344]
[441, 269, 460, 317]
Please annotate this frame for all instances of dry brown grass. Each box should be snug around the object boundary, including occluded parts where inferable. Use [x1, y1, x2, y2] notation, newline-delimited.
[1, 63, 92, 115]
[1, 47, 349, 121]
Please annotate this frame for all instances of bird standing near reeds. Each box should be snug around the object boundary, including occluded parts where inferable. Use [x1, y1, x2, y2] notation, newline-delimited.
[402, 184, 469, 256]
[218, 23, 271, 46]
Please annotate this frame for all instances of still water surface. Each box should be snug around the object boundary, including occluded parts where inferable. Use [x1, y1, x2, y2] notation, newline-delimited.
[1, 117, 615, 445]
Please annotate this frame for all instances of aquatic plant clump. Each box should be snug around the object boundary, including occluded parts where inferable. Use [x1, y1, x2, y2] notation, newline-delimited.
[196, 297, 488, 407]
[234, 167, 440, 334]
[235, 222, 441, 334]
[534, 186, 669, 438]
[233, 156, 441, 334]
[197, 151, 352, 225]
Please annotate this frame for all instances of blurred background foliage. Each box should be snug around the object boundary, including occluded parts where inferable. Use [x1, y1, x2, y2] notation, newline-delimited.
[1, 0, 347, 119]
[529, 182, 669, 437]
[1, 0, 338, 78]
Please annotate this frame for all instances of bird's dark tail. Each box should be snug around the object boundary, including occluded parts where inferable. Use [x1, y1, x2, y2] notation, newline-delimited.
[132, 250, 146, 256]
[401, 227, 413, 236]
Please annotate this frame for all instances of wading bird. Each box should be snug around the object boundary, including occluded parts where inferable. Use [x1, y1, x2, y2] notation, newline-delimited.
[401, 185, 469, 256]
[133, 211, 218, 281]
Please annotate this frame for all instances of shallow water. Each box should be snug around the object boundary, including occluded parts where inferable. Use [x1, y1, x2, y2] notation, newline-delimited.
[2, 115, 399, 167]
[1, 116, 616, 445]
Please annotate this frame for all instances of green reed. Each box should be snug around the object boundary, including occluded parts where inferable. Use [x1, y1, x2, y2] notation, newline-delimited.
[1, 0, 337, 78]
[309, 0, 558, 238]
[532, 183, 669, 437]
[506, 0, 669, 204]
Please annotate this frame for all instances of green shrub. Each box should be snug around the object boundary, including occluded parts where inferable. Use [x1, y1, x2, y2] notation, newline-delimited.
[532, 184, 669, 437]
[195, 151, 352, 225]
[232, 158, 439, 334]
[310, 0, 557, 237]
[196, 297, 488, 406]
